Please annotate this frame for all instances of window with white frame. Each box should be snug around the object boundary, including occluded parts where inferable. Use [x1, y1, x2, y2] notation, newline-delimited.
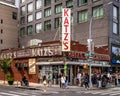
[78, 10, 88, 23]
[27, 3, 33, 13]
[36, 0, 42, 9]
[92, 5, 103, 18]
[36, 11, 42, 20]
[44, 8, 51, 17]
[36, 23, 42, 33]
[55, 4, 62, 14]
[27, 14, 33, 22]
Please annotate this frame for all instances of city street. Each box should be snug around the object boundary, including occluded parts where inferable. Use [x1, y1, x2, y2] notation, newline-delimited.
[0, 85, 120, 96]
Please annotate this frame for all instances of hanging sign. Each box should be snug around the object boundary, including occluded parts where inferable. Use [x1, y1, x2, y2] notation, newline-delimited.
[62, 8, 71, 51]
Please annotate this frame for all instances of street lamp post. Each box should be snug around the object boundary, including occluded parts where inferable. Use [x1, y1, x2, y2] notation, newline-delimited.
[87, 1, 112, 88]
[87, 17, 93, 88]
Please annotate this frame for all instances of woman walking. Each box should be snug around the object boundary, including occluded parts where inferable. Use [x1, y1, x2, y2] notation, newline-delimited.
[43, 75, 47, 92]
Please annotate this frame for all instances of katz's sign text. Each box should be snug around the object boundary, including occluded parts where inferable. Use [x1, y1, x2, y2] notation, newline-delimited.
[62, 8, 71, 51]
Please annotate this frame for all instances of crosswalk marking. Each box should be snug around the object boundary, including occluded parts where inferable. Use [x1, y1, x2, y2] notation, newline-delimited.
[9, 91, 29, 95]
[76, 90, 120, 96]
[0, 92, 20, 96]
[110, 93, 120, 96]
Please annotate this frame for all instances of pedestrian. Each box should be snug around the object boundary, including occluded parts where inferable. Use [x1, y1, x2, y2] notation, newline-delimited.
[47, 72, 52, 87]
[38, 70, 42, 84]
[76, 72, 82, 86]
[84, 74, 89, 90]
[65, 74, 69, 88]
[58, 73, 62, 88]
[21, 74, 29, 86]
[97, 73, 102, 88]
[42, 75, 47, 92]
[61, 74, 66, 89]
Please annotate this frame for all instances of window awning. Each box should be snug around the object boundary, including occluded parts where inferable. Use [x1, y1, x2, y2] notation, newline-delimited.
[36, 61, 110, 67]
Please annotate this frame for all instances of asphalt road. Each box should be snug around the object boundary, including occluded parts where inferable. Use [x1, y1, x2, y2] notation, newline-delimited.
[0, 86, 120, 96]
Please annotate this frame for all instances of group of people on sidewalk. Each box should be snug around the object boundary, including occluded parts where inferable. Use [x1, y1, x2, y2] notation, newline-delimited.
[76, 71, 120, 89]
[19, 70, 120, 93]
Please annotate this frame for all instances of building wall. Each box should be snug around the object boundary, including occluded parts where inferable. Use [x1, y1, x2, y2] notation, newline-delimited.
[0, 0, 15, 5]
[0, 2, 18, 49]
[18, 0, 113, 48]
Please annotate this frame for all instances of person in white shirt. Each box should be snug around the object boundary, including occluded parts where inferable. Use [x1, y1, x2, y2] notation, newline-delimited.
[77, 72, 82, 86]
[61, 74, 66, 88]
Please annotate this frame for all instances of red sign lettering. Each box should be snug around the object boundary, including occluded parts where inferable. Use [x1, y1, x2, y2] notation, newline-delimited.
[64, 9, 68, 16]
[63, 41, 68, 50]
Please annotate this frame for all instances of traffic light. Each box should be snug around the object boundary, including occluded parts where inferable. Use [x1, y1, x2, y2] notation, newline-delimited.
[83, 64, 88, 69]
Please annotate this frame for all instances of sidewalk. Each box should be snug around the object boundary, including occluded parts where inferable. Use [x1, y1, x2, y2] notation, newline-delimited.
[0, 80, 116, 91]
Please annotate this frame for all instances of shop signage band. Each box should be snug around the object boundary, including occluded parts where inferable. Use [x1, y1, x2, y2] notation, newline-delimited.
[0, 46, 62, 59]
[62, 8, 71, 51]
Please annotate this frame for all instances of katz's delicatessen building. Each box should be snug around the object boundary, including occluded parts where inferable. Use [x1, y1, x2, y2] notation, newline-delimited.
[0, 41, 110, 85]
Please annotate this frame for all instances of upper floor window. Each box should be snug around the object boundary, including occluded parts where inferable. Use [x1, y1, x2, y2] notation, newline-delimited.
[20, 17, 25, 24]
[113, 22, 118, 34]
[12, 12, 17, 20]
[1, 29, 3, 34]
[54, 17, 61, 28]
[27, 3, 33, 13]
[66, 0, 73, 8]
[0, 39, 3, 44]
[36, 11, 42, 20]
[20, 27, 26, 37]
[44, 8, 51, 17]
[92, 5, 103, 18]
[44, 20, 51, 30]
[44, 0, 51, 6]
[21, 6, 25, 16]
[36, 23, 42, 33]
[36, 0, 42, 9]
[112, 5, 119, 35]
[55, 4, 62, 14]
[78, 10, 88, 23]
[113, 6, 118, 21]
[27, 25, 33, 35]
[27, 14, 33, 22]
[1, 19, 3, 24]
[78, 0, 88, 6]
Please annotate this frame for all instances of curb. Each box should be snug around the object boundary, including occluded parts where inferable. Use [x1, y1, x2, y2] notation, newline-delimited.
[15, 86, 42, 90]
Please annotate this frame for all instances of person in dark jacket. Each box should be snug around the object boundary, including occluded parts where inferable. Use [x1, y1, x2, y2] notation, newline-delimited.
[84, 74, 89, 89]
[21, 74, 29, 86]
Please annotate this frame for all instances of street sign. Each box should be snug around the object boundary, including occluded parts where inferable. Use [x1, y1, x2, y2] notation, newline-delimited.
[84, 52, 95, 56]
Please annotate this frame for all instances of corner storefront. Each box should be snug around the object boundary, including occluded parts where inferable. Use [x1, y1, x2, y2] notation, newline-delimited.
[0, 41, 110, 85]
